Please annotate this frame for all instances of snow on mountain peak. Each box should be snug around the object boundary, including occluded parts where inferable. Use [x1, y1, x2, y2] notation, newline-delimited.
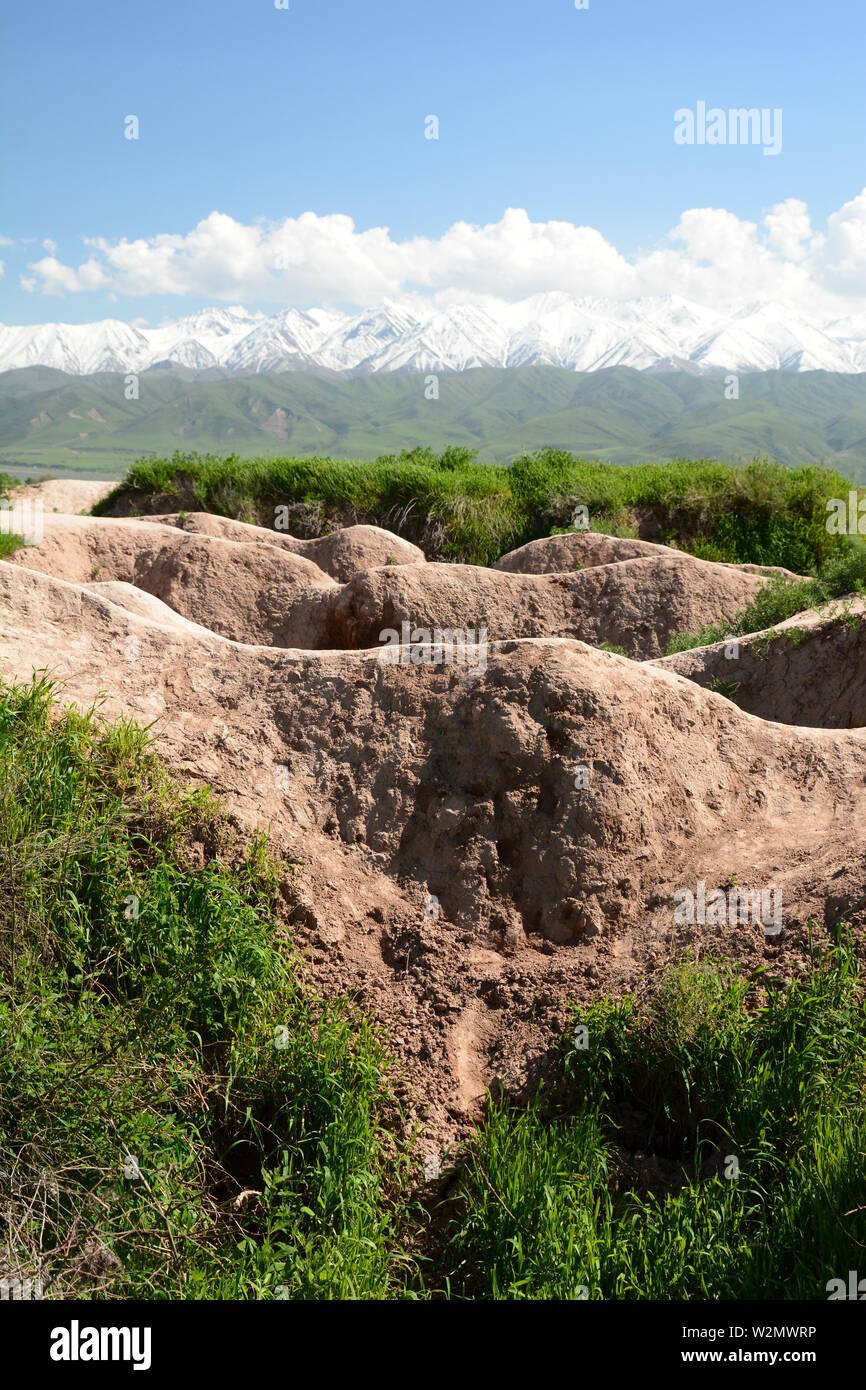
[1, 296, 865, 377]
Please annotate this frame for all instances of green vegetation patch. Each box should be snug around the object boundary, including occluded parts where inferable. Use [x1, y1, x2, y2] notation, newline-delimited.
[440, 943, 866, 1299]
[0, 678, 417, 1299]
[3, 681, 863, 1299]
[665, 541, 866, 654]
[0, 474, 27, 557]
[0, 532, 27, 560]
[95, 449, 853, 572]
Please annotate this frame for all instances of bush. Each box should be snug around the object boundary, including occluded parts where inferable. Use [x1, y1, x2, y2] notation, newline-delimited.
[665, 538, 866, 653]
[94, 449, 856, 573]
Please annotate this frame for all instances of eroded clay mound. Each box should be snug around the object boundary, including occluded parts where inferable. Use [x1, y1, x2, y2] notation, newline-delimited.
[3, 557, 866, 1144]
[11, 514, 335, 647]
[15, 516, 765, 658]
[494, 531, 664, 572]
[653, 599, 866, 728]
[84, 581, 236, 640]
[3, 557, 866, 1145]
[7, 478, 117, 515]
[495, 529, 803, 582]
[324, 552, 765, 659]
[10, 515, 191, 585]
[303, 524, 425, 581]
[142, 512, 426, 581]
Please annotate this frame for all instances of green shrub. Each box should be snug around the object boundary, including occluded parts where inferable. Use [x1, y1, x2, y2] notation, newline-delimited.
[0, 532, 26, 559]
[666, 539, 866, 653]
[95, 449, 855, 573]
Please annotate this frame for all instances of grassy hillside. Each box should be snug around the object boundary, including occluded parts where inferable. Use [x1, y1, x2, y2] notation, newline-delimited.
[4, 365, 866, 477]
[2, 678, 863, 1299]
[96, 447, 856, 573]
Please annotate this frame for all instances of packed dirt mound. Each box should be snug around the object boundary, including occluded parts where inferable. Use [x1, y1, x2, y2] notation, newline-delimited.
[653, 598, 866, 728]
[495, 529, 802, 581]
[323, 552, 765, 659]
[495, 531, 664, 572]
[11, 514, 335, 646]
[84, 580, 234, 639]
[3, 555, 866, 1149]
[12, 517, 766, 659]
[2, 477, 116, 515]
[141, 512, 427, 581]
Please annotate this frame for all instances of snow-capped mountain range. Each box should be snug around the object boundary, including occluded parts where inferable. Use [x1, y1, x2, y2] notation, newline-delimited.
[3, 294, 866, 376]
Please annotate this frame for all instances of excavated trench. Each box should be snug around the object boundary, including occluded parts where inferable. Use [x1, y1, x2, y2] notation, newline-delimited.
[13, 514, 769, 662]
[5, 503, 866, 1148]
[14, 511, 866, 726]
[653, 608, 866, 729]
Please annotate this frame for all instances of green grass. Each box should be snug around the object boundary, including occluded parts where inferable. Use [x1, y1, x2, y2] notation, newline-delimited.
[0, 473, 27, 558]
[95, 448, 854, 572]
[0, 678, 418, 1299]
[439, 942, 866, 1299]
[0, 532, 27, 559]
[3, 679, 863, 1300]
[665, 540, 866, 654]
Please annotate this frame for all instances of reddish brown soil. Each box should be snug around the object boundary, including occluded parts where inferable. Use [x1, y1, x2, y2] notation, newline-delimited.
[654, 599, 866, 728]
[3, 494, 865, 1153]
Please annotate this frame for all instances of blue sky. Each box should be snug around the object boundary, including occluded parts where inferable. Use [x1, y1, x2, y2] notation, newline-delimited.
[2, 0, 865, 323]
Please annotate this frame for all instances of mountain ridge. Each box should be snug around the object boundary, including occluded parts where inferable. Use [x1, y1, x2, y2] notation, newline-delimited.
[3, 365, 866, 479]
[4, 294, 866, 377]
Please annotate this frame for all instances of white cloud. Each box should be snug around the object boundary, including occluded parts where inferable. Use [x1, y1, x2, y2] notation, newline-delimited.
[817, 189, 866, 292]
[24, 255, 109, 295]
[764, 198, 816, 263]
[18, 192, 866, 317]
